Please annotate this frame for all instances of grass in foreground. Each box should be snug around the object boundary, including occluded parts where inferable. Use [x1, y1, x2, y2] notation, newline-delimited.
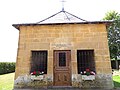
[113, 75, 120, 87]
[0, 73, 14, 90]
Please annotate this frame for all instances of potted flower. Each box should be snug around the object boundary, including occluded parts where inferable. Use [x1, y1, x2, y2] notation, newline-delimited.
[81, 68, 96, 80]
[30, 71, 44, 80]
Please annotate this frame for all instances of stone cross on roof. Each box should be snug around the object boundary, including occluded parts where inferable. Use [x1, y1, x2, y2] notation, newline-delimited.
[61, 0, 66, 11]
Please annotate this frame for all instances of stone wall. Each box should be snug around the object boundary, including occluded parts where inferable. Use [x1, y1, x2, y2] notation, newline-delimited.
[14, 23, 113, 89]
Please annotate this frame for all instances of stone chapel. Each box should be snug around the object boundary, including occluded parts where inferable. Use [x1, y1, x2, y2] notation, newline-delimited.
[12, 9, 113, 89]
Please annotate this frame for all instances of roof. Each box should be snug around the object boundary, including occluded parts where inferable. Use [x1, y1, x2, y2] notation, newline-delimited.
[12, 9, 112, 30]
[36, 10, 87, 24]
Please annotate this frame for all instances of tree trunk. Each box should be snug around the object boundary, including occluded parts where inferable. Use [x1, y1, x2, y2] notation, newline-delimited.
[115, 58, 118, 69]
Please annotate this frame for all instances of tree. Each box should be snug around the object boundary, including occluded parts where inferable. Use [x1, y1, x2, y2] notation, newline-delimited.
[103, 11, 120, 69]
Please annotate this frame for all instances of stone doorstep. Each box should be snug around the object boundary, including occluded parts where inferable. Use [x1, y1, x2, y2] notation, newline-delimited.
[48, 86, 79, 89]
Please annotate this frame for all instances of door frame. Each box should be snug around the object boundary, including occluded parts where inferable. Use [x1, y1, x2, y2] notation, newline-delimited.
[53, 50, 72, 86]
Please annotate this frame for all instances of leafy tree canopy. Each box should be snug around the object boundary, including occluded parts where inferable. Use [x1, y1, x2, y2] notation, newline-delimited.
[103, 11, 120, 20]
[103, 11, 120, 60]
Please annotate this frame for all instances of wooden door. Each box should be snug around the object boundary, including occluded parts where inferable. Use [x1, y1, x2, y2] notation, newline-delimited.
[53, 50, 71, 86]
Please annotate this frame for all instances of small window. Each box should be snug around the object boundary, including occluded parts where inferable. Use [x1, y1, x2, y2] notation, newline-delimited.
[59, 52, 66, 67]
[77, 50, 95, 74]
[30, 51, 47, 74]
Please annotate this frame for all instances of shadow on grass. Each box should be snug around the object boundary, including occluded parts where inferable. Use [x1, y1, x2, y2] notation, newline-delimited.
[114, 81, 120, 87]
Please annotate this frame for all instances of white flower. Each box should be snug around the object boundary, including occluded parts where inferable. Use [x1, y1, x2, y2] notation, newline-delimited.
[42, 71, 44, 74]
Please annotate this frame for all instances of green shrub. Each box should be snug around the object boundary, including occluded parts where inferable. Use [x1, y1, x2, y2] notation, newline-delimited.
[0, 62, 15, 75]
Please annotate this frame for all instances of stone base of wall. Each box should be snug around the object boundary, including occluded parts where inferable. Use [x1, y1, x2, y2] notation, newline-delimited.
[72, 74, 114, 89]
[14, 74, 114, 89]
[14, 75, 47, 89]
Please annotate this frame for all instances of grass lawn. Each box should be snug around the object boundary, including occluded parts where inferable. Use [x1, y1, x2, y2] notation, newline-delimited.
[113, 75, 120, 87]
[0, 73, 14, 90]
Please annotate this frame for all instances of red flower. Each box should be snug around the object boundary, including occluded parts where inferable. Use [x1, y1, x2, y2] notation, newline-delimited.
[86, 68, 90, 72]
[33, 71, 36, 75]
[31, 71, 44, 76]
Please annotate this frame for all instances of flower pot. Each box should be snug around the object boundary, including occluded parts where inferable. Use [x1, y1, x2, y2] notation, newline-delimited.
[31, 75, 44, 80]
[82, 75, 95, 80]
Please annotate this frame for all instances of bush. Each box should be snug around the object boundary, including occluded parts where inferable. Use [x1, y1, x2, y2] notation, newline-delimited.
[0, 62, 15, 75]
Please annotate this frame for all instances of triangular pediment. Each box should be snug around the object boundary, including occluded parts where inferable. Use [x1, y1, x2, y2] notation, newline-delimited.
[37, 10, 87, 24]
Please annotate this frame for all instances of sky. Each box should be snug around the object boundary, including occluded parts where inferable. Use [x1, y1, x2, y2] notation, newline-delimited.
[0, 0, 120, 62]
